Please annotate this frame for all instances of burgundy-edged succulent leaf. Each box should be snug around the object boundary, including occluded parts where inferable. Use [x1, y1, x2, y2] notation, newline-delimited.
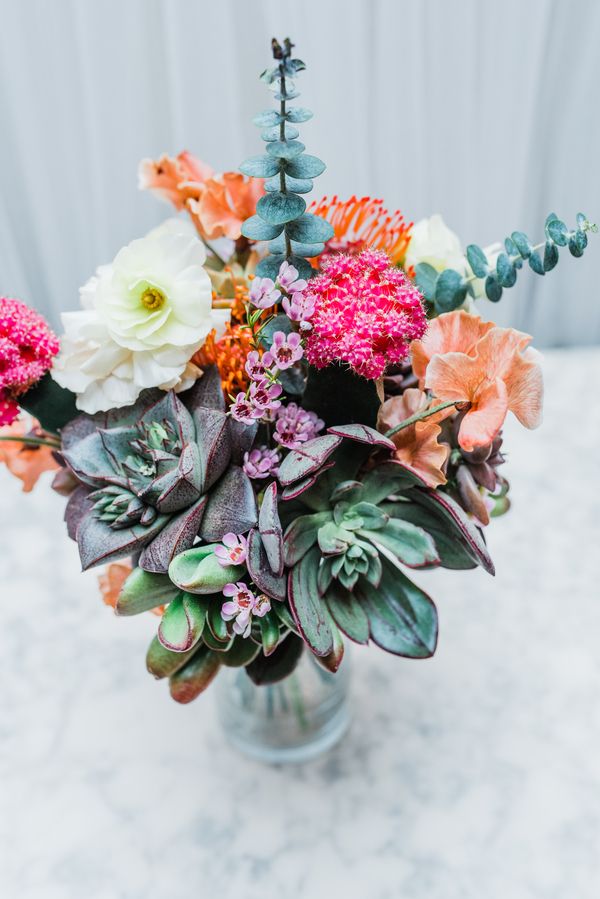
[193, 406, 231, 490]
[168, 544, 243, 594]
[277, 434, 342, 486]
[247, 529, 287, 601]
[61, 430, 117, 487]
[206, 598, 231, 644]
[245, 632, 304, 685]
[327, 423, 396, 452]
[368, 460, 430, 492]
[228, 417, 258, 464]
[280, 462, 336, 502]
[355, 559, 438, 658]
[116, 567, 179, 616]
[77, 510, 170, 571]
[98, 426, 138, 473]
[258, 482, 284, 576]
[169, 646, 221, 703]
[259, 609, 281, 656]
[283, 511, 331, 566]
[313, 608, 345, 673]
[146, 635, 200, 679]
[219, 636, 261, 668]
[325, 583, 370, 645]
[183, 364, 225, 413]
[411, 488, 495, 575]
[359, 518, 439, 569]
[145, 443, 203, 514]
[158, 593, 208, 652]
[64, 484, 94, 540]
[138, 496, 207, 573]
[138, 391, 195, 446]
[288, 546, 334, 657]
[199, 465, 257, 541]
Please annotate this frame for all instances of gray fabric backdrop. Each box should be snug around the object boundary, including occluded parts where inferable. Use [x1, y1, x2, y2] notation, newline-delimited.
[0, 0, 598, 346]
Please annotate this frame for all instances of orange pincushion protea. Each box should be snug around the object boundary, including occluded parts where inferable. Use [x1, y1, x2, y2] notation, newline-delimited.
[193, 323, 256, 396]
[309, 196, 413, 267]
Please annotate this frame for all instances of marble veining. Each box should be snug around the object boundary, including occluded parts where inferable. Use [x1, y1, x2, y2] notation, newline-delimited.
[1, 349, 600, 898]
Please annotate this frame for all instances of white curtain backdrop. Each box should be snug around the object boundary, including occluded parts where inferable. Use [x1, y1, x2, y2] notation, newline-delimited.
[0, 0, 599, 346]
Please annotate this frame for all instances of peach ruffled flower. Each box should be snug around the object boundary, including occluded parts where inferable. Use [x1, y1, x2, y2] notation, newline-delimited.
[98, 561, 164, 616]
[139, 152, 264, 242]
[411, 311, 543, 452]
[377, 389, 453, 487]
[0, 419, 59, 492]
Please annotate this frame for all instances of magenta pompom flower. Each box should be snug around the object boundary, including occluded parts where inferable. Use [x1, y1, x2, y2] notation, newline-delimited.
[270, 331, 303, 370]
[214, 533, 248, 568]
[304, 249, 427, 379]
[0, 298, 60, 425]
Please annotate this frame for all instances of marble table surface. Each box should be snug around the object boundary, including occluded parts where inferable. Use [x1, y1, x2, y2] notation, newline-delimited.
[1, 348, 600, 899]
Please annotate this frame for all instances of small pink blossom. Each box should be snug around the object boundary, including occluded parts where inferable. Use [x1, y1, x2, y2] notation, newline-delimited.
[277, 261, 307, 293]
[270, 331, 303, 370]
[243, 446, 281, 479]
[248, 379, 282, 414]
[282, 291, 316, 328]
[214, 533, 248, 567]
[221, 582, 257, 637]
[245, 350, 275, 382]
[249, 276, 281, 309]
[274, 403, 325, 449]
[230, 392, 259, 424]
[253, 594, 272, 618]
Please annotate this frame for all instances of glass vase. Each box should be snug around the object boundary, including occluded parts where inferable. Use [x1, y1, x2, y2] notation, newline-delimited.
[216, 649, 351, 764]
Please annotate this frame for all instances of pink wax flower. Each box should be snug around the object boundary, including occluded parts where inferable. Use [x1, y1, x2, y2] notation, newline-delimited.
[214, 533, 248, 568]
[248, 379, 282, 414]
[230, 392, 258, 424]
[249, 276, 281, 309]
[303, 249, 427, 379]
[277, 260, 307, 293]
[245, 350, 275, 382]
[221, 582, 270, 637]
[270, 331, 303, 370]
[0, 298, 60, 425]
[282, 291, 316, 328]
[243, 445, 281, 479]
[274, 403, 324, 449]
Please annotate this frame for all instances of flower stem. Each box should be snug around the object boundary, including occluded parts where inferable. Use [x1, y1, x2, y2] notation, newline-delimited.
[278, 71, 293, 261]
[384, 399, 462, 438]
[0, 435, 60, 449]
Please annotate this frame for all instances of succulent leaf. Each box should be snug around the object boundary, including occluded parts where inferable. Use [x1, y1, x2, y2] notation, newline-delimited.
[411, 489, 495, 575]
[288, 546, 334, 657]
[169, 646, 221, 703]
[359, 518, 439, 569]
[245, 632, 304, 685]
[283, 511, 332, 566]
[158, 593, 207, 652]
[247, 529, 287, 600]
[146, 636, 200, 680]
[116, 567, 179, 616]
[325, 584, 370, 645]
[199, 466, 257, 542]
[139, 496, 207, 573]
[277, 435, 342, 486]
[168, 544, 243, 594]
[258, 482, 284, 576]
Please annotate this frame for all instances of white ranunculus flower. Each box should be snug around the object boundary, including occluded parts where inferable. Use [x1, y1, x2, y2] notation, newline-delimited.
[52, 219, 229, 414]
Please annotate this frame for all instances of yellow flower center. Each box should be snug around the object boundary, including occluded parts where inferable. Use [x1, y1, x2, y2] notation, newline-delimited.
[140, 286, 166, 311]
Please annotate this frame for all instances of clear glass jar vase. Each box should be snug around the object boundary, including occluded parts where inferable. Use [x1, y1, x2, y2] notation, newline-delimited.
[216, 649, 351, 764]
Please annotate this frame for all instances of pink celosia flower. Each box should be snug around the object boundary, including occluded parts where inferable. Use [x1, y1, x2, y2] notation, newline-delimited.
[243, 446, 281, 479]
[0, 298, 60, 425]
[270, 331, 304, 370]
[245, 350, 275, 382]
[248, 379, 282, 415]
[249, 277, 281, 309]
[274, 403, 324, 449]
[282, 291, 316, 329]
[304, 249, 427, 379]
[277, 261, 307, 293]
[221, 582, 270, 637]
[214, 533, 248, 567]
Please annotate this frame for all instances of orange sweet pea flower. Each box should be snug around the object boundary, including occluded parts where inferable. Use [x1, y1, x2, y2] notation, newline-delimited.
[0, 420, 59, 492]
[138, 151, 214, 209]
[411, 311, 543, 452]
[377, 388, 454, 487]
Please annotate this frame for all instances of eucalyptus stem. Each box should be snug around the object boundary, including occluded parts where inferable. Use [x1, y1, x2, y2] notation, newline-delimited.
[278, 71, 293, 261]
[0, 435, 60, 449]
[463, 240, 546, 285]
[384, 399, 462, 439]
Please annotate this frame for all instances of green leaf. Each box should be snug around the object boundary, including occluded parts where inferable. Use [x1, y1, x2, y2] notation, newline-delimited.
[253, 109, 282, 127]
[272, 600, 300, 634]
[239, 155, 281, 178]
[277, 434, 342, 486]
[264, 175, 313, 194]
[351, 501, 388, 530]
[289, 547, 334, 657]
[268, 234, 324, 257]
[245, 632, 304, 685]
[528, 251, 545, 274]
[115, 567, 179, 616]
[382, 500, 475, 570]
[543, 239, 559, 272]
[496, 253, 517, 288]
[359, 517, 439, 568]
[285, 213, 335, 243]
[19, 372, 79, 435]
[284, 155, 326, 179]
[356, 560, 438, 658]
[317, 521, 352, 555]
[256, 191, 306, 225]
[158, 593, 207, 652]
[146, 636, 200, 680]
[434, 269, 467, 312]
[169, 646, 221, 703]
[284, 511, 331, 566]
[258, 482, 284, 576]
[285, 107, 313, 123]
[257, 313, 293, 350]
[485, 274, 503, 302]
[241, 215, 284, 241]
[265, 140, 306, 159]
[261, 124, 299, 142]
[569, 230, 587, 257]
[247, 528, 287, 601]
[219, 636, 261, 668]
[466, 244, 489, 278]
[313, 609, 345, 673]
[259, 610, 281, 656]
[202, 627, 233, 653]
[511, 231, 532, 258]
[168, 545, 243, 594]
[326, 583, 369, 644]
[414, 262, 438, 301]
[411, 489, 495, 574]
[327, 423, 396, 451]
[206, 597, 231, 643]
[546, 218, 568, 246]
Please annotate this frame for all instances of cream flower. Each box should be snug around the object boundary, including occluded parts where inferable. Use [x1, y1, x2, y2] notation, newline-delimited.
[52, 220, 229, 414]
[406, 214, 501, 302]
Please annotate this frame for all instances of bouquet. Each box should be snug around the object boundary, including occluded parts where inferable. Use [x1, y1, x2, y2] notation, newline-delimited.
[1, 37, 595, 704]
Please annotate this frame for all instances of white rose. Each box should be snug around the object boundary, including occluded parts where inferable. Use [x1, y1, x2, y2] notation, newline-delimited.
[52, 219, 229, 414]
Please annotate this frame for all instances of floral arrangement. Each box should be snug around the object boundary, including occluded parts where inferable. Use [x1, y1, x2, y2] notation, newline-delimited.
[1, 38, 596, 703]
